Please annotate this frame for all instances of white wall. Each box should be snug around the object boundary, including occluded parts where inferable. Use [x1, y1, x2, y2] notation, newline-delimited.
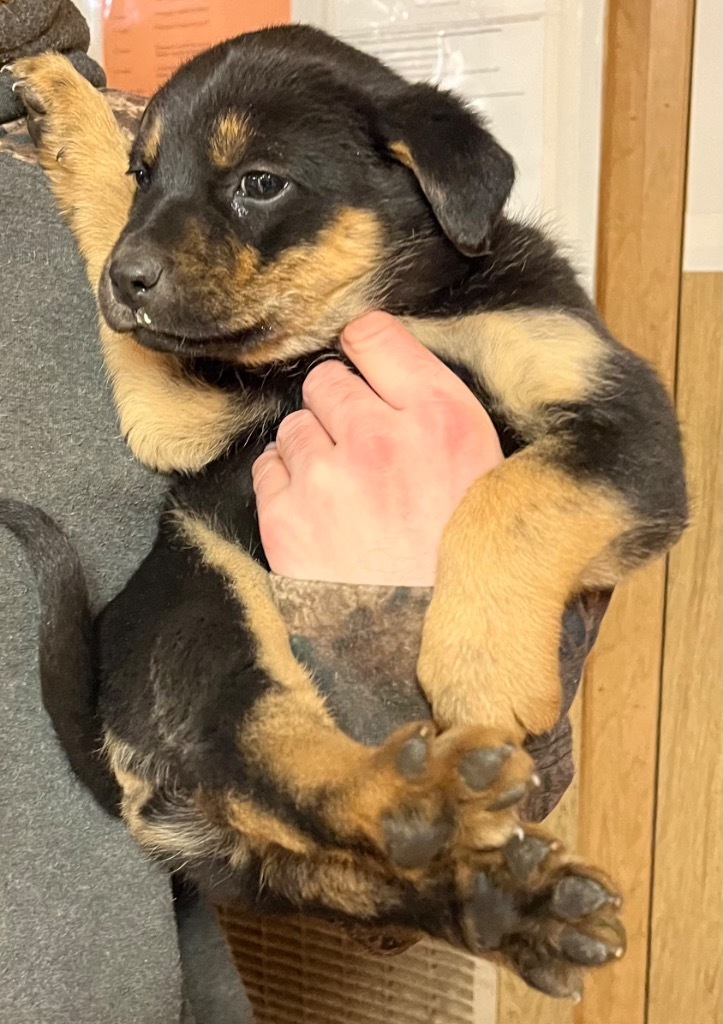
[684, 0, 723, 272]
[71, 0, 103, 62]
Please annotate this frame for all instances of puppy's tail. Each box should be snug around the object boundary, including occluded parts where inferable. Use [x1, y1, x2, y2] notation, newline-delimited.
[0, 498, 120, 814]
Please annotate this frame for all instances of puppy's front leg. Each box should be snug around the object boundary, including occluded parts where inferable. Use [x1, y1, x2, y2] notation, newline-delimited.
[418, 449, 628, 737]
[10, 54, 246, 473]
[414, 310, 686, 739]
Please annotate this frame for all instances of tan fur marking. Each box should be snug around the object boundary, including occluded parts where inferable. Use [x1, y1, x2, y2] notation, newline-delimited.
[174, 512, 323, 693]
[168, 217, 260, 323]
[258, 848, 391, 918]
[160, 208, 380, 370]
[388, 140, 417, 172]
[103, 732, 156, 840]
[104, 732, 245, 864]
[133, 803, 236, 865]
[405, 310, 606, 435]
[172, 512, 367, 792]
[226, 208, 382, 368]
[418, 450, 632, 737]
[139, 112, 163, 167]
[388, 141, 449, 214]
[113, 767, 155, 835]
[99, 323, 272, 472]
[209, 111, 252, 169]
[226, 797, 312, 857]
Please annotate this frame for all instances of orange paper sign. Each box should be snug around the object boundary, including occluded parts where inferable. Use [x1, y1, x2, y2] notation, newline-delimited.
[103, 0, 291, 97]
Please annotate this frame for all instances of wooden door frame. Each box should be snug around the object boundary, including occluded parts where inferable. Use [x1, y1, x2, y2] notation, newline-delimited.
[577, 1, 697, 1022]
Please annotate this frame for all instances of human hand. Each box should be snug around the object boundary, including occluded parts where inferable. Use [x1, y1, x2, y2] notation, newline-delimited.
[252, 312, 504, 586]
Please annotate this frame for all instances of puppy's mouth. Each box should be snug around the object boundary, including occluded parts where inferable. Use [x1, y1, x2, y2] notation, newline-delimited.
[131, 321, 274, 361]
[98, 269, 275, 362]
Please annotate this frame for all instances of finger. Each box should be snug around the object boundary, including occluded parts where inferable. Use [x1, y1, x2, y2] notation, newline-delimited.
[302, 358, 387, 441]
[251, 445, 290, 503]
[274, 408, 334, 471]
[341, 311, 453, 410]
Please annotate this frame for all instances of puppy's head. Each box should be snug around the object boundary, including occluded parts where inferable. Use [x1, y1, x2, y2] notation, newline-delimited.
[100, 25, 514, 367]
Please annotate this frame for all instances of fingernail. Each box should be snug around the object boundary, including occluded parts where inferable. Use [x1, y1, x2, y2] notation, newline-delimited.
[264, 442, 277, 452]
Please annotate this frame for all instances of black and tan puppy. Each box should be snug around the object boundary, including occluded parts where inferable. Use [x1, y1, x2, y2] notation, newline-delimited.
[2, 25, 686, 997]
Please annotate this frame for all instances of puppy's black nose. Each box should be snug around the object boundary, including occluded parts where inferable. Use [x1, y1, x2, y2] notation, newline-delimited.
[109, 253, 164, 310]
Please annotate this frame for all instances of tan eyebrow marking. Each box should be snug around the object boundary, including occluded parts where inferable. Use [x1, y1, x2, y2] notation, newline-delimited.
[209, 111, 253, 169]
[139, 112, 163, 166]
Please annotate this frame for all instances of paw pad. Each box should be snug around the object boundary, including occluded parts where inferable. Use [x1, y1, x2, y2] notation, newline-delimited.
[504, 833, 551, 879]
[519, 962, 584, 1001]
[459, 744, 512, 791]
[382, 807, 454, 869]
[469, 873, 520, 949]
[551, 875, 619, 920]
[395, 734, 429, 779]
[558, 923, 624, 966]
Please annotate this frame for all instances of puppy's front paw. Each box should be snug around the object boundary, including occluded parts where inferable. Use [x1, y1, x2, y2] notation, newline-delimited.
[7, 54, 92, 157]
[5, 53, 132, 229]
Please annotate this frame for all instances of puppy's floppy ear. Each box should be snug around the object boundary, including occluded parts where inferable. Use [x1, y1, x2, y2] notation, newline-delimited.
[382, 83, 515, 256]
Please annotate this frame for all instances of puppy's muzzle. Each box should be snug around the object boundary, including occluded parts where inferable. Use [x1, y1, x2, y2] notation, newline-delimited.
[109, 245, 166, 322]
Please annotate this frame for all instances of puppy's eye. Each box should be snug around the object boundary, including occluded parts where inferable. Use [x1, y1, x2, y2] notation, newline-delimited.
[126, 164, 151, 191]
[128, 164, 152, 192]
[237, 171, 288, 201]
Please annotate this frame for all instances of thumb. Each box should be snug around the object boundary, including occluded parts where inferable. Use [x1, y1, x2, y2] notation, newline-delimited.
[341, 311, 446, 410]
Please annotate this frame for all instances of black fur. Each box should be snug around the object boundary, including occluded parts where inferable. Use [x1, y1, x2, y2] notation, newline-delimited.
[0, 499, 120, 812]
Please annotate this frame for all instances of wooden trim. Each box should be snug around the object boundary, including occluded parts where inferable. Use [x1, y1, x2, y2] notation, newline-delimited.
[647, 273, 722, 1024]
[596, 0, 695, 384]
[577, 2, 696, 1023]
